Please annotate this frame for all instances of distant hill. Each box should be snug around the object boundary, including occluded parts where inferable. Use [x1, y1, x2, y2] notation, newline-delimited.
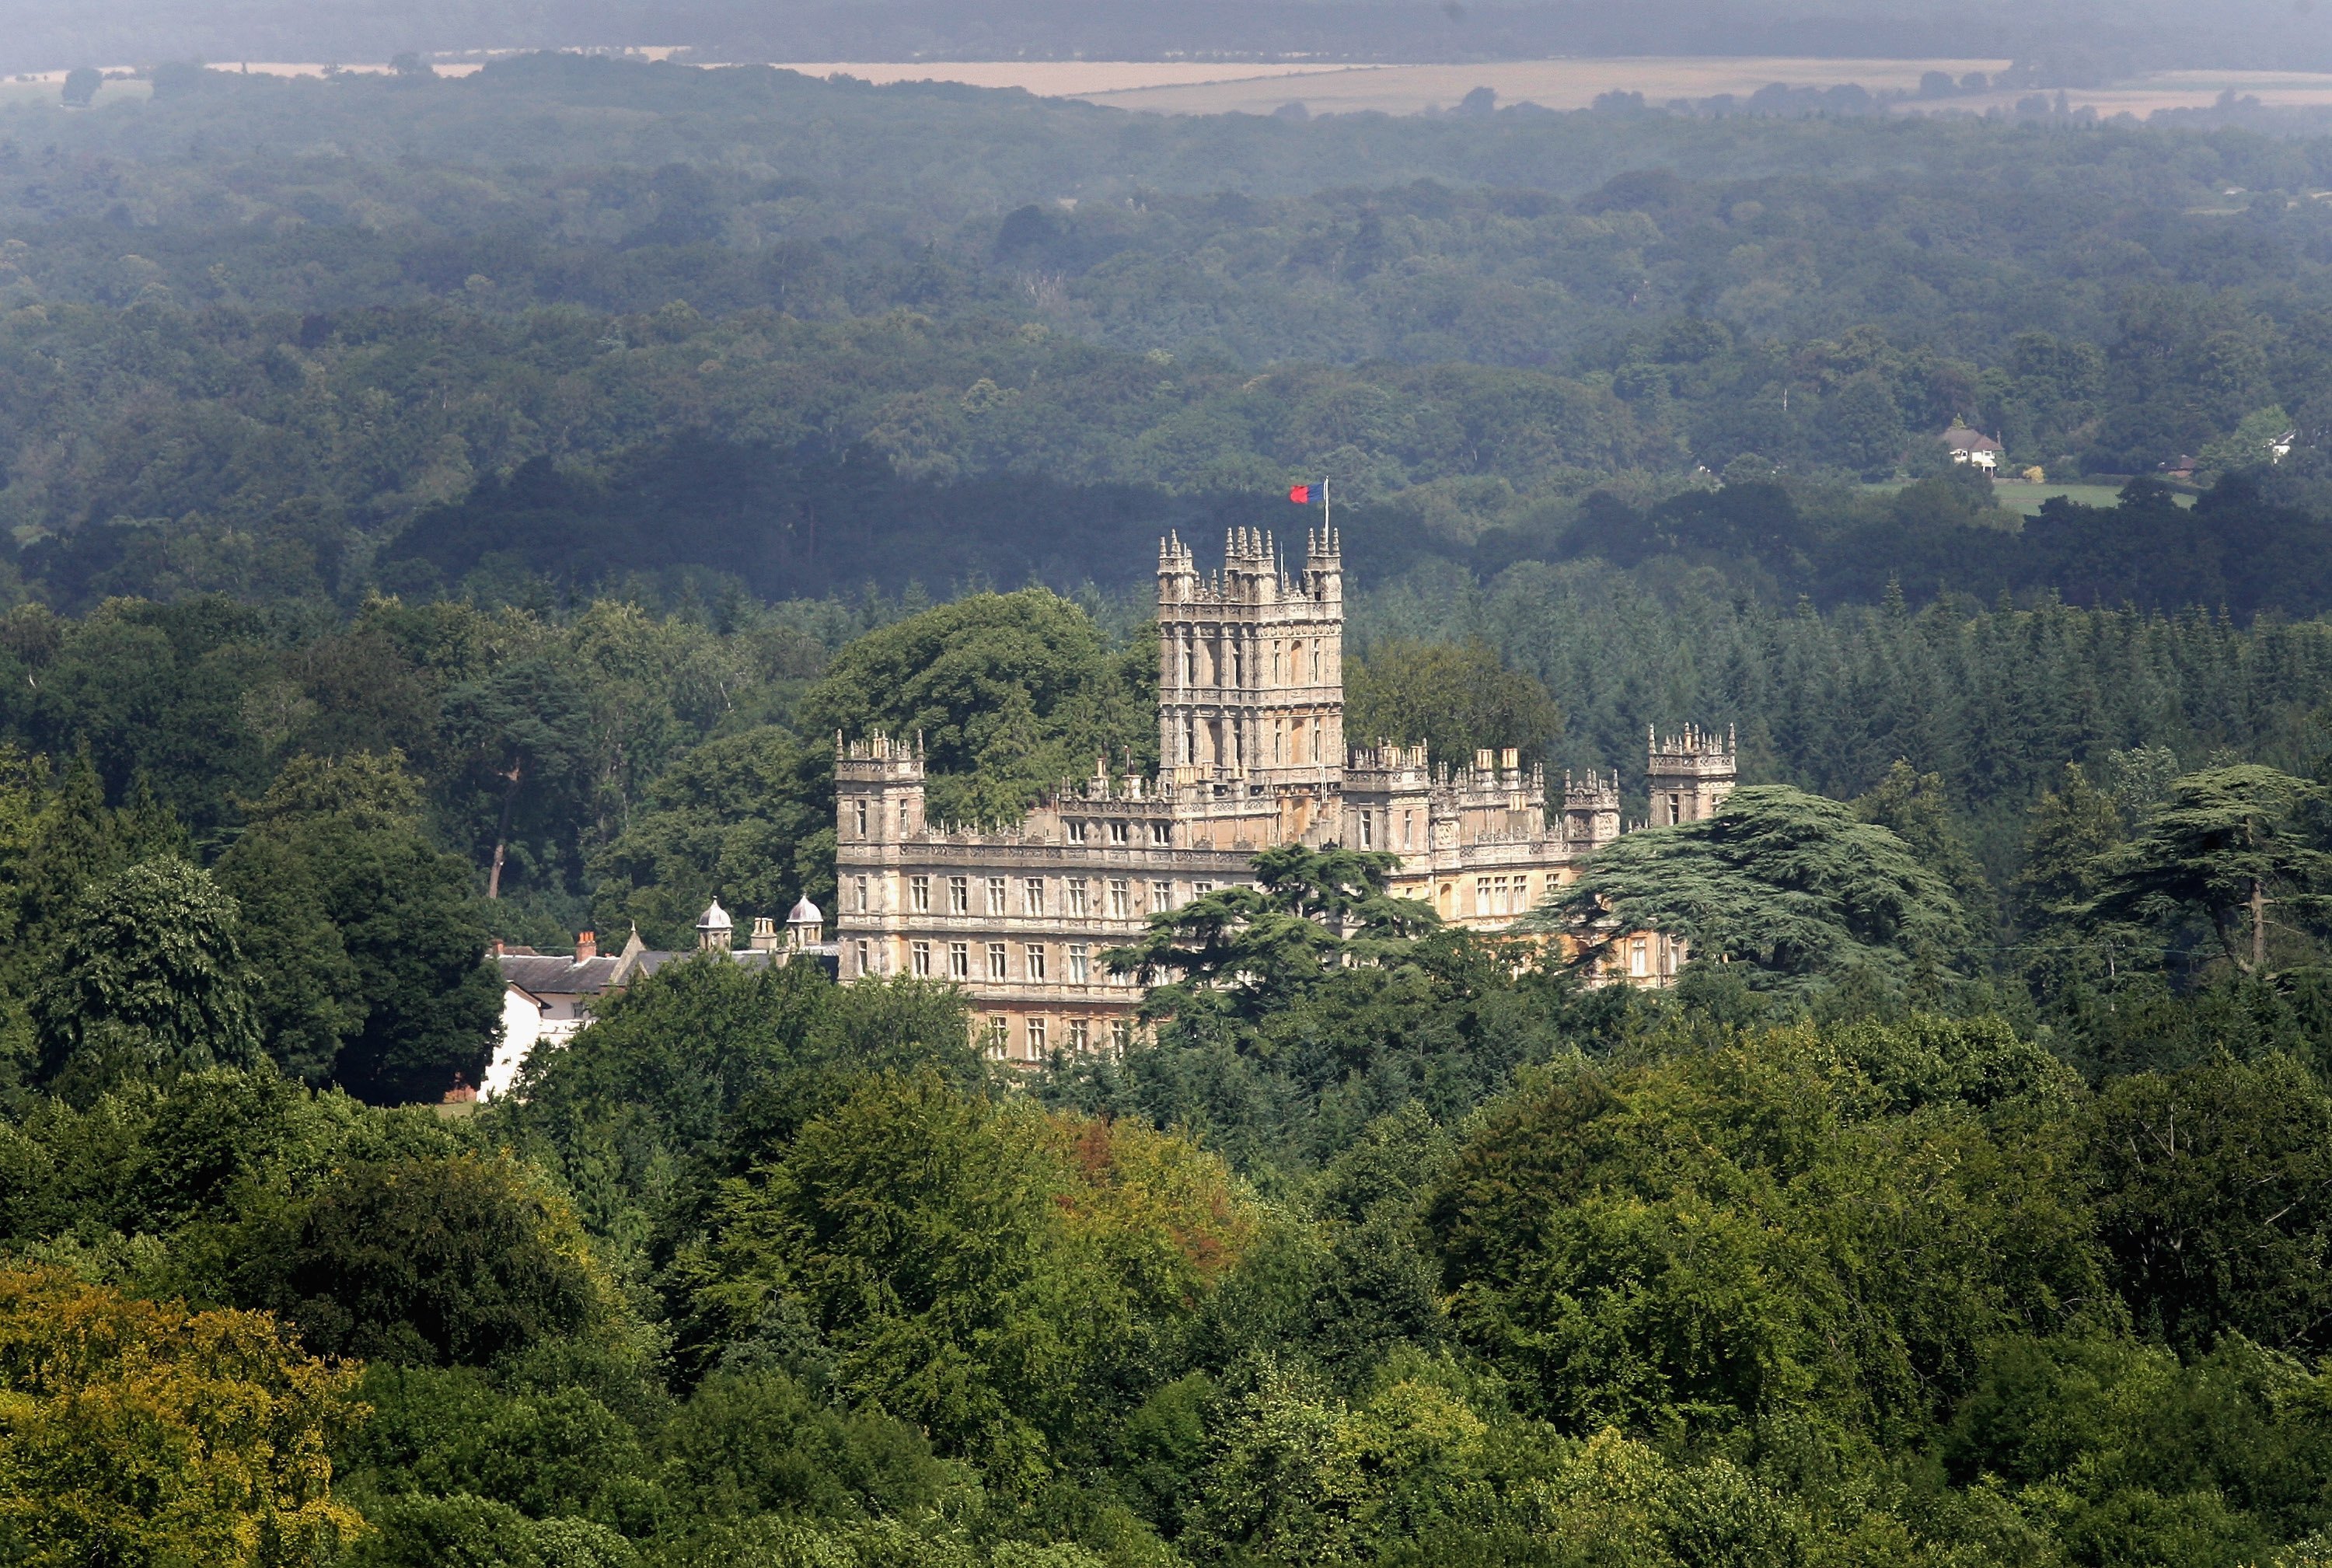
[0, 0, 2314, 79]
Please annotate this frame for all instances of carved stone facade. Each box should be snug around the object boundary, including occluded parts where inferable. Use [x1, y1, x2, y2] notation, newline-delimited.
[833, 532, 1734, 1063]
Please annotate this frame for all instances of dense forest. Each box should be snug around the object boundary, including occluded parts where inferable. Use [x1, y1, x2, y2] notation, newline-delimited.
[12, 47, 2332, 1568]
[12, 59, 2332, 614]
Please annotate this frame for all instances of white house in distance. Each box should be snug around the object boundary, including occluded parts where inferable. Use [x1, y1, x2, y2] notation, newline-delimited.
[487, 930, 631, 1100]
[484, 899, 836, 1100]
[1942, 420, 2005, 473]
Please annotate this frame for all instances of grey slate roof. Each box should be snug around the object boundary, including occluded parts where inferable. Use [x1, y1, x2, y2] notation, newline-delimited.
[498, 954, 626, 997]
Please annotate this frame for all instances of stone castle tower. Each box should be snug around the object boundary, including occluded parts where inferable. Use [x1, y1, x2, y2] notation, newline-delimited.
[1155, 527, 1344, 785]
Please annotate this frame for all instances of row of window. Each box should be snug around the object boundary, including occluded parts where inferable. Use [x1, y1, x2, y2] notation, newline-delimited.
[1353, 807, 1421, 851]
[848, 874, 1215, 917]
[1176, 713, 1335, 769]
[848, 797, 1171, 847]
[849, 798, 916, 838]
[1473, 874, 1542, 917]
[854, 938, 1140, 987]
[985, 1014, 1133, 1060]
[1063, 818, 1173, 846]
[1173, 635, 1327, 690]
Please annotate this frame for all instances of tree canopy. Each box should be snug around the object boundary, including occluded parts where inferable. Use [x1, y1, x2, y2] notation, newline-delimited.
[1533, 784, 1967, 990]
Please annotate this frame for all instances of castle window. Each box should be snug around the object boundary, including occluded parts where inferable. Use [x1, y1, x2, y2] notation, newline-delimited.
[1292, 718, 1306, 762]
[912, 940, 931, 977]
[986, 877, 1007, 915]
[853, 799, 868, 836]
[1475, 876, 1491, 913]
[1402, 810, 1414, 849]
[1068, 945, 1090, 983]
[1068, 880, 1090, 917]
[1150, 880, 1172, 912]
[854, 939, 869, 975]
[911, 875, 930, 913]
[1026, 1017, 1047, 1058]
[1069, 1018, 1090, 1050]
[949, 941, 969, 979]
[1023, 878, 1046, 916]
[1109, 820, 1129, 844]
[1194, 882, 1214, 899]
[1151, 821, 1171, 845]
[1109, 1018, 1131, 1052]
[987, 942, 1007, 981]
[1182, 718, 1196, 766]
[1630, 940, 1649, 978]
[1067, 820, 1088, 844]
[1108, 878, 1131, 917]
[985, 1015, 1007, 1052]
[1180, 642, 1194, 685]
[1359, 810, 1373, 848]
[1025, 944, 1047, 981]
[948, 876, 969, 915]
[899, 801, 910, 836]
[853, 875, 868, 913]
[1311, 640, 1321, 681]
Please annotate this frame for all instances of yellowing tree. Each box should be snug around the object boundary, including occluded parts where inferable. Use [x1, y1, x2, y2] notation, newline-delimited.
[0, 1266, 365, 1567]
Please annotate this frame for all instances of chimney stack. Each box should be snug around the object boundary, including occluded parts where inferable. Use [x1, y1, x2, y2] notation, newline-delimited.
[574, 931, 597, 962]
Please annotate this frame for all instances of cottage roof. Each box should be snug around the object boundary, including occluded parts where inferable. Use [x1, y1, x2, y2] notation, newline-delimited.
[1942, 421, 2003, 454]
[497, 954, 625, 997]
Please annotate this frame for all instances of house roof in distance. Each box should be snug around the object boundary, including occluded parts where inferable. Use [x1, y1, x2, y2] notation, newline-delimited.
[498, 953, 625, 996]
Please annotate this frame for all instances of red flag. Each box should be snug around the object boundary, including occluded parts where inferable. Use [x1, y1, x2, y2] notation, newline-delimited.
[1287, 483, 1314, 504]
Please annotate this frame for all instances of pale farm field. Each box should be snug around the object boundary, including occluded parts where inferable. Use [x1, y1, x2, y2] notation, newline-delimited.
[1067, 56, 2013, 115]
[13, 54, 2332, 124]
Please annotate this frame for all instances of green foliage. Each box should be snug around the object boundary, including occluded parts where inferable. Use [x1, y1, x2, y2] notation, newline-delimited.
[1346, 640, 1562, 765]
[16, 57, 2332, 1567]
[664, 1069, 1252, 1475]
[588, 727, 837, 950]
[1108, 843, 1438, 1021]
[501, 961, 978, 1266]
[31, 857, 263, 1098]
[656, 1368, 955, 1524]
[801, 591, 1154, 826]
[2082, 765, 2332, 977]
[344, 1494, 641, 1568]
[0, 1266, 367, 1568]
[218, 752, 501, 1102]
[1427, 1020, 2103, 1441]
[236, 1151, 627, 1367]
[2086, 1055, 2332, 1356]
[1537, 784, 1966, 990]
[1854, 760, 1998, 941]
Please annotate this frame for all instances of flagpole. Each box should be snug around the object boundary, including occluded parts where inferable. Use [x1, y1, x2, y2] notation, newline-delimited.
[1323, 476, 1331, 537]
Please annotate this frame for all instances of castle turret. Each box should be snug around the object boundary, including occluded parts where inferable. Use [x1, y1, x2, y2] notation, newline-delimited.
[836, 731, 927, 845]
[1646, 725, 1737, 826]
[1562, 770, 1623, 849]
[696, 897, 732, 953]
